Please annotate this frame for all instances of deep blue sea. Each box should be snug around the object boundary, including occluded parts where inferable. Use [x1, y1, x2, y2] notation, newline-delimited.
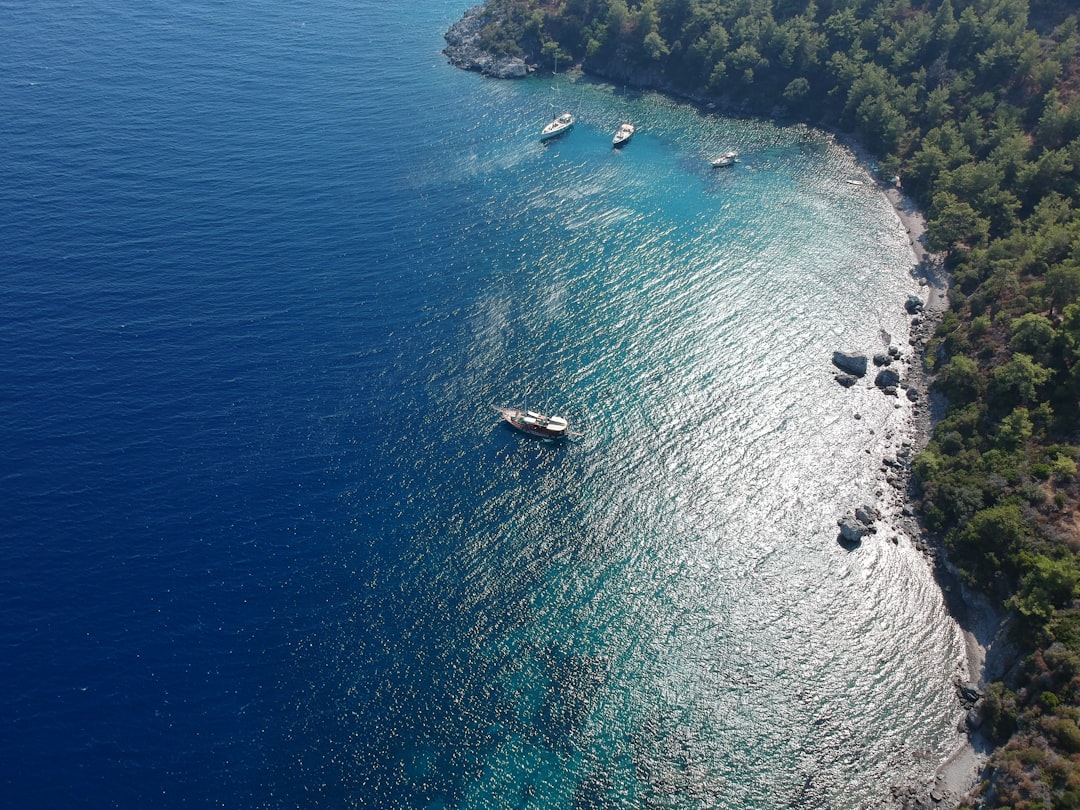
[1, 1, 968, 807]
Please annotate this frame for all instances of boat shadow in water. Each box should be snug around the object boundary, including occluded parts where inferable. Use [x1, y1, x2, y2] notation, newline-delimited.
[495, 422, 569, 455]
[486, 425, 574, 479]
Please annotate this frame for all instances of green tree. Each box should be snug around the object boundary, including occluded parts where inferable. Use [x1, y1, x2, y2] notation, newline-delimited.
[1046, 264, 1080, 315]
[926, 191, 990, 254]
[643, 29, 670, 60]
[951, 503, 1029, 579]
[937, 354, 982, 404]
[783, 76, 810, 104]
[989, 353, 1052, 407]
[1009, 313, 1056, 362]
[1008, 553, 1080, 622]
[996, 407, 1033, 449]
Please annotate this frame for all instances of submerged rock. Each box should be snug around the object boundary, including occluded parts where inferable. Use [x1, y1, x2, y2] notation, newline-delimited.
[835, 372, 859, 388]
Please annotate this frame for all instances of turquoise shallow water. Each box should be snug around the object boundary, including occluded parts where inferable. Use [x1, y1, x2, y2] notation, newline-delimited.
[0, 1, 965, 807]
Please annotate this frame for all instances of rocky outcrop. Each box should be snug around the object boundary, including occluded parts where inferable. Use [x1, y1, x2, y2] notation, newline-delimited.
[832, 351, 868, 377]
[443, 5, 531, 79]
[905, 294, 925, 314]
[838, 506, 879, 544]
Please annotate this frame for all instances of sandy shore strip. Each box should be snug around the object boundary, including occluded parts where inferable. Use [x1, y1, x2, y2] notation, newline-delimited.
[876, 180, 1026, 808]
[876, 176, 989, 807]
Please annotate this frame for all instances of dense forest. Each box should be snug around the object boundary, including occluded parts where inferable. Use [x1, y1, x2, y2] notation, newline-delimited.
[456, 0, 1080, 806]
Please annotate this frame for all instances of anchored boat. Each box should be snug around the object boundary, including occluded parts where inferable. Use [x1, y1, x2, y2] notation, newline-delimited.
[711, 150, 738, 168]
[612, 123, 635, 147]
[494, 405, 573, 439]
[540, 112, 574, 141]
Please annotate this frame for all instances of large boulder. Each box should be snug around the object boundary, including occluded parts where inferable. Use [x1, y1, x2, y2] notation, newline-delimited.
[875, 368, 901, 389]
[838, 505, 879, 544]
[958, 683, 983, 705]
[966, 699, 986, 730]
[904, 294, 925, 314]
[838, 515, 872, 543]
[832, 351, 868, 377]
[855, 505, 880, 525]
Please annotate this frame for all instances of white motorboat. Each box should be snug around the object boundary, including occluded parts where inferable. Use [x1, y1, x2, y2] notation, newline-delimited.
[613, 123, 635, 147]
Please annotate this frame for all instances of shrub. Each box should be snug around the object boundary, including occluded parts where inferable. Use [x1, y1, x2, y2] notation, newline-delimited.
[1045, 716, 1080, 753]
[1051, 455, 1077, 482]
[1008, 554, 1080, 622]
[983, 682, 1020, 741]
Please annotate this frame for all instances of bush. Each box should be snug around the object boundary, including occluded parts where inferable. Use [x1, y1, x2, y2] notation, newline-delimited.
[1044, 716, 1080, 753]
[983, 682, 1020, 741]
[1008, 554, 1080, 623]
[1051, 455, 1077, 482]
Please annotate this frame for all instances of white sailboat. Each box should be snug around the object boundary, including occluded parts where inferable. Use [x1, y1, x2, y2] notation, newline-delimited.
[539, 53, 574, 141]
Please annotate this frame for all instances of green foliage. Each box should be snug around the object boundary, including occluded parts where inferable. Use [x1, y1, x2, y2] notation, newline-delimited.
[1049, 716, 1080, 754]
[996, 407, 1033, 450]
[783, 76, 810, 104]
[1046, 264, 1080, 314]
[949, 503, 1029, 579]
[982, 681, 1019, 741]
[970, 313, 991, 337]
[1049, 612, 1080, 655]
[926, 191, 990, 253]
[989, 353, 1052, 408]
[1010, 314, 1056, 362]
[1007, 553, 1080, 622]
[936, 354, 982, 404]
[1051, 453, 1077, 482]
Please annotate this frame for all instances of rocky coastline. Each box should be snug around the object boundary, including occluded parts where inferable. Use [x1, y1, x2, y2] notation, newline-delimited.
[443, 8, 1018, 806]
[443, 5, 531, 79]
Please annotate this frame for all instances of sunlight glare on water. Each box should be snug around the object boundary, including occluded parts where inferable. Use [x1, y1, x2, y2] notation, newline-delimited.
[0, 1, 967, 807]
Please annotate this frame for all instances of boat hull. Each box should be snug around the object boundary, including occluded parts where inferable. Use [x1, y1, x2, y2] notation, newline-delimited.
[495, 406, 569, 439]
[540, 124, 572, 141]
[540, 113, 575, 141]
[613, 124, 635, 147]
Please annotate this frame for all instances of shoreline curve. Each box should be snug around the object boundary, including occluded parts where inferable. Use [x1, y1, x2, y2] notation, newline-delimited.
[443, 16, 1010, 804]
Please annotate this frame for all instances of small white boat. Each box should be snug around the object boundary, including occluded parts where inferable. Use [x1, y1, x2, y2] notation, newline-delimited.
[540, 112, 574, 141]
[711, 151, 738, 168]
[612, 123, 635, 147]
